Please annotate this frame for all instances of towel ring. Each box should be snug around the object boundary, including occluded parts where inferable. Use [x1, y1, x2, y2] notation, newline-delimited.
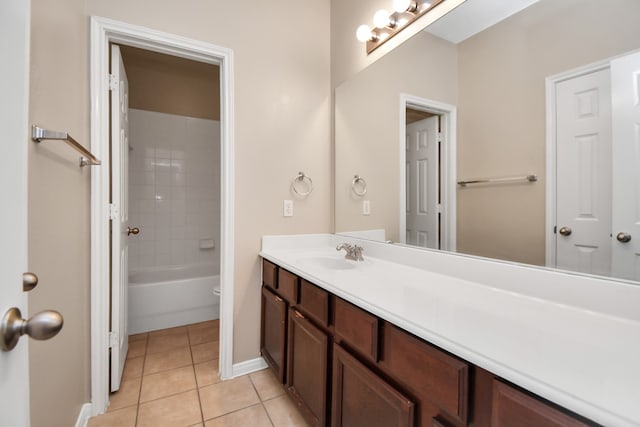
[291, 172, 313, 197]
[351, 175, 367, 197]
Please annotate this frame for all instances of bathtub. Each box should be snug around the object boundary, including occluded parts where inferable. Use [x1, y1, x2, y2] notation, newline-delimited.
[128, 264, 220, 334]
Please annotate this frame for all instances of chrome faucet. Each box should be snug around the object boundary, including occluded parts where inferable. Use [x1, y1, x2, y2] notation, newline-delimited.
[336, 243, 364, 261]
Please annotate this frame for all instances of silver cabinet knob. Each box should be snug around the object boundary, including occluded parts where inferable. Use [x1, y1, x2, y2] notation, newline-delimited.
[558, 226, 572, 236]
[1, 307, 63, 351]
[616, 232, 632, 243]
[23, 272, 38, 292]
[127, 226, 140, 236]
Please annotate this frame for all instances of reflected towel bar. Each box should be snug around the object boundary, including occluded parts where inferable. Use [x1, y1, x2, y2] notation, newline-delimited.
[457, 174, 537, 187]
[31, 125, 101, 167]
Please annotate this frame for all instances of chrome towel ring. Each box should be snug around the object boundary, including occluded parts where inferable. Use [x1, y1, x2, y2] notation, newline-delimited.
[352, 175, 367, 197]
[291, 172, 314, 197]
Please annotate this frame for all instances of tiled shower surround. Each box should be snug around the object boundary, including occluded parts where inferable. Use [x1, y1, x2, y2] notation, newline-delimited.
[128, 109, 220, 272]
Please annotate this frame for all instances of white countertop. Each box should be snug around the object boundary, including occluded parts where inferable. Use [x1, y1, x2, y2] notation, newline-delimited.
[260, 233, 640, 427]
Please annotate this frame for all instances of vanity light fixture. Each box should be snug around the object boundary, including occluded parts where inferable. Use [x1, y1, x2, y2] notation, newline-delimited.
[357, 0, 443, 54]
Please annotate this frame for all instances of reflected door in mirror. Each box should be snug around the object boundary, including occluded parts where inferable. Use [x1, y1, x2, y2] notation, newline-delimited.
[406, 115, 440, 248]
[611, 51, 640, 281]
[555, 67, 612, 276]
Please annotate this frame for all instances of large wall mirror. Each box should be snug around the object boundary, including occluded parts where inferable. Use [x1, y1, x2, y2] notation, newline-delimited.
[334, 0, 640, 284]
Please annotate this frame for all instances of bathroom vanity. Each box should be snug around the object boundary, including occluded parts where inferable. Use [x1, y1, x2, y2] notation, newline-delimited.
[260, 234, 640, 427]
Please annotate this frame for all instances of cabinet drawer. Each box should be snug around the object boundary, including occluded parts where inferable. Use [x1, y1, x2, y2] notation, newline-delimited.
[278, 269, 299, 305]
[298, 279, 329, 327]
[380, 323, 469, 424]
[334, 298, 379, 362]
[262, 259, 277, 290]
[491, 380, 588, 427]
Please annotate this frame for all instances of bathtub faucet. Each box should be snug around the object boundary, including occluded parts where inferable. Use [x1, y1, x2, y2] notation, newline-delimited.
[336, 243, 364, 261]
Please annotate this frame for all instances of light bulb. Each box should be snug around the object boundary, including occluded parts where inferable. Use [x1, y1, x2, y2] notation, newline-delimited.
[393, 0, 418, 13]
[373, 9, 394, 28]
[356, 25, 374, 42]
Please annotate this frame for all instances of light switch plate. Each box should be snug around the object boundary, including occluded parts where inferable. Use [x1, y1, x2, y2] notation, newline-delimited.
[362, 200, 371, 215]
[283, 200, 294, 217]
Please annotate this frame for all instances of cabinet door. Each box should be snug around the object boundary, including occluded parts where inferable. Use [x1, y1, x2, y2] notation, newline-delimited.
[332, 344, 414, 427]
[261, 286, 287, 383]
[287, 309, 329, 427]
[491, 380, 588, 427]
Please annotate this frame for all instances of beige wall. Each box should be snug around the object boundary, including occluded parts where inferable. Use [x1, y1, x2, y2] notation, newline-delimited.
[334, 32, 457, 241]
[28, 0, 91, 425]
[28, 0, 330, 425]
[120, 46, 221, 120]
[456, 0, 640, 264]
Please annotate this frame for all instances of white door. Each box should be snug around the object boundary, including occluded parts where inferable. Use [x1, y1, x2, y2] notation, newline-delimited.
[555, 68, 612, 276]
[110, 44, 130, 392]
[0, 0, 31, 424]
[406, 116, 440, 248]
[611, 51, 640, 281]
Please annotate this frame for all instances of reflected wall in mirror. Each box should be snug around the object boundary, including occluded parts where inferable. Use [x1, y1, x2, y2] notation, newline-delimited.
[334, 0, 640, 283]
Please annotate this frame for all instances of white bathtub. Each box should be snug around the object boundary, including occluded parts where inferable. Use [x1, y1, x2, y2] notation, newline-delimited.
[128, 264, 220, 334]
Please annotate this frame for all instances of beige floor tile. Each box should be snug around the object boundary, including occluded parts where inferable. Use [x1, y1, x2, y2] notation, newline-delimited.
[204, 403, 272, 427]
[144, 346, 192, 375]
[199, 376, 260, 421]
[129, 332, 148, 343]
[127, 339, 147, 359]
[107, 377, 141, 411]
[188, 320, 218, 332]
[140, 365, 197, 403]
[194, 360, 222, 388]
[191, 341, 219, 364]
[137, 389, 202, 427]
[250, 368, 285, 401]
[189, 326, 218, 345]
[264, 395, 310, 427]
[147, 330, 190, 355]
[122, 356, 144, 380]
[88, 406, 137, 427]
[149, 325, 188, 337]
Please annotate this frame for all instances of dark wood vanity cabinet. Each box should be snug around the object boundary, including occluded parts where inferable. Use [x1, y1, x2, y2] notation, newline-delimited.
[332, 343, 414, 427]
[260, 286, 287, 383]
[491, 380, 590, 427]
[260, 259, 299, 383]
[287, 308, 329, 427]
[260, 259, 596, 427]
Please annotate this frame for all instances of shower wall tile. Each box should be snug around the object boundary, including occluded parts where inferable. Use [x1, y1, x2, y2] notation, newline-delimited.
[128, 109, 221, 272]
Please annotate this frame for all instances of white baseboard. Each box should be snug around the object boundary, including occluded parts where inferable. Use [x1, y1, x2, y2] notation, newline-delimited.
[75, 403, 93, 427]
[231, 357, 268, 378]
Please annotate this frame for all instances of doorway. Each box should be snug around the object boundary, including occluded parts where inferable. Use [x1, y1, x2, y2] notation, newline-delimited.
[399, 94, 456, 251]
[90, 17, 235, 415]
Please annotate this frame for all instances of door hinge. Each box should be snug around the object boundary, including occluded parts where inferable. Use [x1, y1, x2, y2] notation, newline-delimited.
[109, 332, 119, 348]
[108, 203, 119, 220]
[108, 74, 118, 91]
[436, 204, 443, 213]
[437, 132, 443, 143]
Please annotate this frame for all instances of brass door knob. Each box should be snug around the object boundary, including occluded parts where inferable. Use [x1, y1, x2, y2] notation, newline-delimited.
[558, 226, 572, 236]
[127, 227, 140, 236]
[1, 307, 63, 351]
[616, 232, 632, 243]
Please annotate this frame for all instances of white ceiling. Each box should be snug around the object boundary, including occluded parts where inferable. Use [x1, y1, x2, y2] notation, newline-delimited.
[425, 0, 540, 44]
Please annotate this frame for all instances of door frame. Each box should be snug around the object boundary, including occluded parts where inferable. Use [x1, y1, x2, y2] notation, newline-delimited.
[544, 59, 610, 268]
[399, 94, 456, 251]
[90, 16, 235, 414]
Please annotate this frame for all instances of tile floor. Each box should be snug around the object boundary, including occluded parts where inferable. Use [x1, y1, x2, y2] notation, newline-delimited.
[88, 320, 310, 427]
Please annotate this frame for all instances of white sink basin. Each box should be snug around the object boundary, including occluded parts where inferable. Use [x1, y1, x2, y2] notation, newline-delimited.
[298, 256, 358, 270]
